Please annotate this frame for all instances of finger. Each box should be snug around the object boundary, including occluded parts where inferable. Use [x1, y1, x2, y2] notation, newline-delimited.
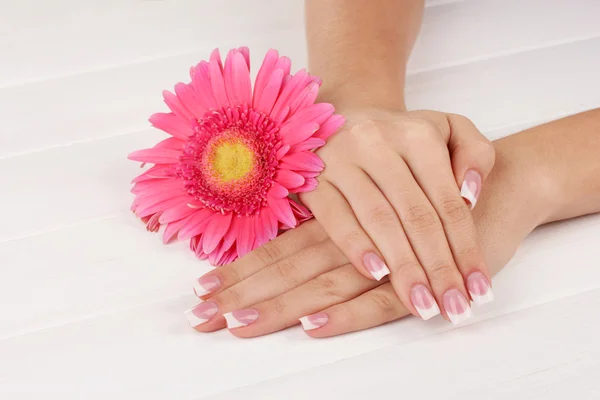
[302, 282, 409, 338]
[193, 218, 328, 298]
[301, 180, 389, 282]
[331, 159, 437, 320]
[446, 113, 495, 209]
[222, 264, 380, 338]
[400, 136, 492, 316]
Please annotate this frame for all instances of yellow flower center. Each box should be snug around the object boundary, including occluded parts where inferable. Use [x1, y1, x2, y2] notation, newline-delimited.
[212, 141, 255, 183]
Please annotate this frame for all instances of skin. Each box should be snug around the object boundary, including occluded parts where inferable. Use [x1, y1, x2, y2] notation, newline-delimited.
[300, 0, 498, 321]
[191, 108, 600, 338]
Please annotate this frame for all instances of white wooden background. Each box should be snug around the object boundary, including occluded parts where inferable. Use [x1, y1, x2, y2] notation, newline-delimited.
[1, 0, 600, 398]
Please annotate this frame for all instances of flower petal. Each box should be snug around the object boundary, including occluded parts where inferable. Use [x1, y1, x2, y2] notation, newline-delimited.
[268, 197, 296, 228]
[163, 90, 193, 122]
[268, 182, 289, 198]
[202, 212, 233, 254]
[209, 49, 229, 107]
[153, 137, 186, 150]
[314, 114, 345, 140]
[286, 103, 334, 126]
[236, 216, 255, 258]
[253, 49, 279, 109]
[178, 208, 214, 240]
[289, 83, 319, 115]
[261, 208, 278, 240]
[280, 152, 324, 172]
[255, 68, 284, 116]
[175, 82, 206, 119]
[159, 202, 198, 224]
[191, 61, 219, 110]
[237, 46, 250, 69]
[136, 196, 189, 219]
[163, 214, 194, 244]
[270, 69, 310, 121]
[131, 165, 176, 183]
[290, 177, 318, 194]
[274, 170, 305, 189]
[289, 137, 326, 153]
[149, 113, 194, 139]
[275, 144, 290, 160]
[280, 122, 319, 146]
[224, 51, 252, 106]
[128, 148, 181, 164]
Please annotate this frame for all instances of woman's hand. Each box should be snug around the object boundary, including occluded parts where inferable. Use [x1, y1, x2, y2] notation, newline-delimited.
[299, 108, 496, 324]
[185, 129, 551, 336]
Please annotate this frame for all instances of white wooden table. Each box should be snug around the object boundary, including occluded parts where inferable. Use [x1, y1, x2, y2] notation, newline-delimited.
[1, 1, 599, 398]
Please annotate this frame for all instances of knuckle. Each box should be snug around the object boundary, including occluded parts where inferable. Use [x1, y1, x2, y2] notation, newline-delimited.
[253, 242, 282, 266]
[366, 204, 397, 227]
[438, 196, 471, 225]
[340, 230, 364, 249]
[219, 287, 243, 308]
[315, 273, 345, 302]
[391, 259, 422, 275]
[427, 262, 456, 282]
[269, 258, 300, 286]
[455, 245, 481, 262]
[269, 296, 287, 315]
[368, 291, 398, 315]
[404, 204, 439, 231]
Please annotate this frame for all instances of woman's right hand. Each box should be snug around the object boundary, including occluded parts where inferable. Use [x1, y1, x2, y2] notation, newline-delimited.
[185, 134, 549, 337]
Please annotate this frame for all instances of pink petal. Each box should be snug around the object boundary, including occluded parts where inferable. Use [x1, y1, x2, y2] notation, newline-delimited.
[220, 247, 239, 266]
[268, 197, 296, 228]
[131, 177, 182, 195]
[275, 56, 291, 77]
[268, 182, 289, 198]
[280, 122, 319, 146]
[290, 201, 313, 224]
[253, 49, 279, 110]
[224, 51, 252, 106]
[255, 68, 284, 116]
[290, 177, 318, 193]
[270, 69, 310, 121]
[260, 208, 278, 240]
[159, 203, 197, 224]
[153, 137, 186, 150]
[163, 90, 193, 122]
[202, 212, 233, 254]
[209, 50, 229, 107]
[275, 170, 305, 189]
[289, 83, 319, 114]
[297, 170, 321, 178]
[280, 152, 324, 172]
[191, 61, 219, 110]
[163, 214, 194, 244]
[314, 114, 345, 140]
[131, 165, 176, 183]
[149, 113, 193, 139]
[221, 215, 241, 253]
[128, 148, 181, 164]
[237, 46, 250, 69]
[289, 137, 326, 153]
[175, 82, 206, 119]
[286, 103, 334, 126]
[236, 216, 255, 258]
[178, 209, 214, 240]
[136, 196, 189, 219]
[275, 144, 290, 160]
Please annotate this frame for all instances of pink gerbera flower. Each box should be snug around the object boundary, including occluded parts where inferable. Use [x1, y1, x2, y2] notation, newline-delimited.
[128, 47, 344, 266]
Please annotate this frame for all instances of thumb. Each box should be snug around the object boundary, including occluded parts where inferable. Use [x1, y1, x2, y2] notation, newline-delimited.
[446, 113, 496, 209]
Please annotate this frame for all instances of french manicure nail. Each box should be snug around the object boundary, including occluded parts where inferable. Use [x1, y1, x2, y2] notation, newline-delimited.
[461, 170, 482, 209]
[299, 312, 329, 331]
[443, 289, 472, 326]
[410, 285, 440, 320]
[193, 275, 221, 297]
[223, 309, 259, 329]
[363, 252, 390, 281]
[467, 272, 494, 306]
[184, 301, 219, 327]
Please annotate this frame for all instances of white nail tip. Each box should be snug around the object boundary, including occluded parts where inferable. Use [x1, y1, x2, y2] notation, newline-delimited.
[415, 302, 441, 321]
[223, 312, 247, 329]
[460, 181, 477, 209]
[299, 316, 319, 331]
[370, 265, 391, 281]
[447, 306, 473, 326]
[192, 280, 209, 297]
[184, 309, 209, 327]
[470, 289, 495, 306]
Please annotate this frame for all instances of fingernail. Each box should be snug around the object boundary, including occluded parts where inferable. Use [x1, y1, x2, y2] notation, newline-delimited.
[461, 170, 482, 209]
[184, 301, 219, 327]
[223, 309, 259, 329]
[193, 275, 221, 297]
[299, 312, 329, 331]
[443, 289, 472, 326]
[410, 285, 440, 320]
[467, 272, 494, 306]
[363, 252, 390, 281]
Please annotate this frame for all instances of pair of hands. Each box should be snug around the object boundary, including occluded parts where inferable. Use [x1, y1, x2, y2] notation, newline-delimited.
[184, 107, 538, 337]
